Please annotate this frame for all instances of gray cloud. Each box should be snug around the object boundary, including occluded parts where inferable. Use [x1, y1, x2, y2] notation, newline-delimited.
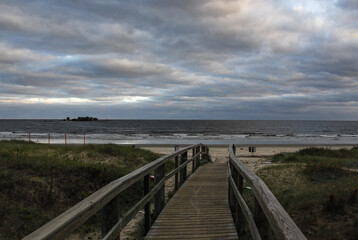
[0, 0, 357, 119]
[338, 0, 358, 10]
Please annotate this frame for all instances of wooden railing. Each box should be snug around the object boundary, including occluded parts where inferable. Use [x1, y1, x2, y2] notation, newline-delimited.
[228, 144, 306, 240]
[24, 144, 209, 240]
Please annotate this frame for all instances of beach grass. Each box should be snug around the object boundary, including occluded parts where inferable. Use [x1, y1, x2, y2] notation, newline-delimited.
[257, 147, 358, 240]
[0, 140, 161, 239]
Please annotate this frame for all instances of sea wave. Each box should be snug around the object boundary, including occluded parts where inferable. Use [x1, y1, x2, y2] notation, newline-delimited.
[1, 131, 358, 145]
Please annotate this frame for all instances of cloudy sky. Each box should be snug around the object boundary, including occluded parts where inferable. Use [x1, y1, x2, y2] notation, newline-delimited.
[1, 0, 358, 119]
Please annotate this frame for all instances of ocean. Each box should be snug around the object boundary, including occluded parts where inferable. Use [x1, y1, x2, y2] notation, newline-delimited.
[0, 120, 358, 145]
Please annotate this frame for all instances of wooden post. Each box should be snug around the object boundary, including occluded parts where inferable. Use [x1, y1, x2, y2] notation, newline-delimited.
[180, 151, 187, 185]
[232, 167, 241, 232]
[230, 145, 236, 219]
[228, 160, 232, 212]
[101, 195, 120, 239]
[144, 174, 151, 234]
[234, 144, 244, 234]
[28, 132, 31, 142]
[48, 133, 50, 144]
[154, 164, 165, 219]
[192, 148, 195, 173]
[201, 145, 208, 161]
[174, 146, 179, 191]
[254, 198, 270, 239]
[65, 133, 67, 145]
[236, 173, 244, 234]
[238, 175, 243, 193]
[84, 133, 86, 145]
[228, 178, 231, 209]
[196, 146, 201, 169]
[201, 146, 205, 158]
[229, 164, 236, 214]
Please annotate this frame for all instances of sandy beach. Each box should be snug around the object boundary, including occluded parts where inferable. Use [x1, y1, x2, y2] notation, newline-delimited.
[141, 144, 354, 172]
[141, 144, 354, 157]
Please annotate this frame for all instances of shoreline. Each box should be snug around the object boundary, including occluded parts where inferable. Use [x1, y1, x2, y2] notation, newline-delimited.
[134, 143, 356, 147]
[1, 140, 355, 157]
[140, 144, 355, 158]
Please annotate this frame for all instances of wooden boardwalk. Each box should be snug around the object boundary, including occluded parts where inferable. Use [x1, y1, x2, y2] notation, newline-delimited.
[145, 160, 238, 239]
[24, 144, 305, 240]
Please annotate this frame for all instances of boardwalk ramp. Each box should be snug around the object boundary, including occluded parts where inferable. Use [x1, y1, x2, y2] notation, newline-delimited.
[145, 160, 238, 239]
[24, 144, 305, 240]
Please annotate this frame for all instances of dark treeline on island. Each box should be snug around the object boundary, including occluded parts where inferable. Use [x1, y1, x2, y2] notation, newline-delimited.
[64, 116, 98, 121]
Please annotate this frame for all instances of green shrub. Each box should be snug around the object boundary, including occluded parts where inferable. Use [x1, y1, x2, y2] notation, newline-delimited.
[298, 147, 356, 158]
[271, 153, 286, 162]
[258, 146, 358, 240]
[303, 161, 345, 181]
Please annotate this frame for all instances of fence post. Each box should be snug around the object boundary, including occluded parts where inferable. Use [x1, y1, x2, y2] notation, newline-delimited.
[237, 173, 244, 233]
[101, 195, 120, 239]
[233, 145, 245, 234]
[154, 164, 165, 219]
[180, 151, 187, 185]
[201, 146, 205, 159]
[196, 146, 201, 169]
[201, 145, 209, 162]
[192, 148, 195, 173]
[228, 162, 233, 225]
[174, 145, 179, 191]
[232, 167, 242, 233]
[229, 146, 236, 214]
[144, 174, 151, 234]
[229, 164, 236, 214]
[254, 198, 270, 239]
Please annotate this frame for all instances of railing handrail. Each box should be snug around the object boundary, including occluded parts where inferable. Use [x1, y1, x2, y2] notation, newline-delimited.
[228, 144, 306, 240]
[24, 143, 207, 240]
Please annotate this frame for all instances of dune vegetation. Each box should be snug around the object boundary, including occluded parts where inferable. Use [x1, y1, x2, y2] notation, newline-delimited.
[0, 140, 161, 239]
[257, 147, 358, 240]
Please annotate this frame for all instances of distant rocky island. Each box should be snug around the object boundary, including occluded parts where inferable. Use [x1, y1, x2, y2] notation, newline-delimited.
[64, 117, 98, 121]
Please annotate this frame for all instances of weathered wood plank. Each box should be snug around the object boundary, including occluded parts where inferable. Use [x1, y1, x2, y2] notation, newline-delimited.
[145, 162, 238, 240]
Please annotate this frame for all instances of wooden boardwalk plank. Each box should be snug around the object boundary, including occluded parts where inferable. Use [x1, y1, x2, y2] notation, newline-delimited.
[145, 162, 238, 240]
